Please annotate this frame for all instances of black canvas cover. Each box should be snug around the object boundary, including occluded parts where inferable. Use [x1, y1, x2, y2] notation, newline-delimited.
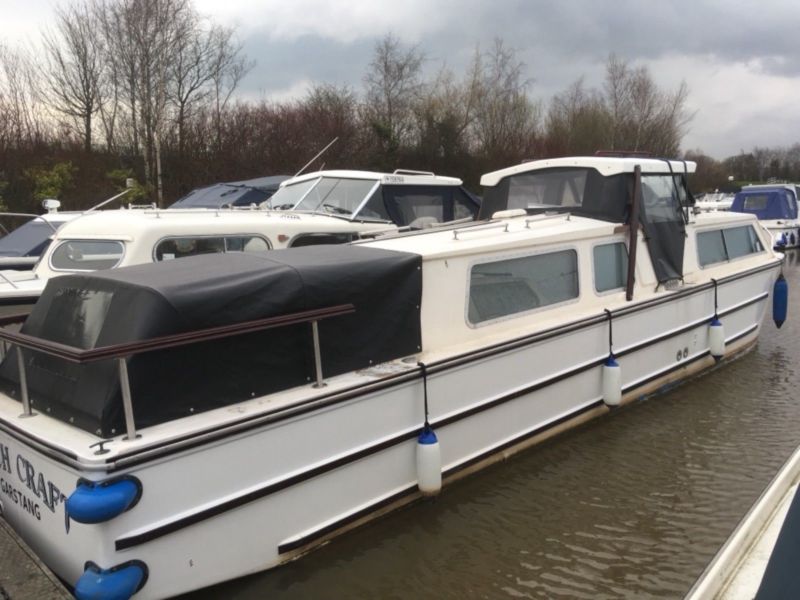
[0, 246, 422, 436]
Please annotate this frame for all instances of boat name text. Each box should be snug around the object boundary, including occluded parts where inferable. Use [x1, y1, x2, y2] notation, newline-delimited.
[0, 442, 66, 514]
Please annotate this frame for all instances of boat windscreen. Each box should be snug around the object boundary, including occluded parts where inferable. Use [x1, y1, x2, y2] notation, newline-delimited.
[294, 178, 377, 216]
[479, 167, 629, 222]
[0, 219, 57, 257]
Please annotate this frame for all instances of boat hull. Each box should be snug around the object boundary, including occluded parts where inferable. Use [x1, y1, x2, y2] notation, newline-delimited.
[0, 263, 779, 599]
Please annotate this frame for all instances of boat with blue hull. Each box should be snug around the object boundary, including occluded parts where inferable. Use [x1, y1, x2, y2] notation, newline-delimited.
[0, 156, 786, 599]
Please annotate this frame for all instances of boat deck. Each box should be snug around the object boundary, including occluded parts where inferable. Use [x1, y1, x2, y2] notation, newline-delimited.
[0, 517, 71, 599]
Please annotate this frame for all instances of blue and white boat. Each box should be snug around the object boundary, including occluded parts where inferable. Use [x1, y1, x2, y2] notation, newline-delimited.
[731, 186, 800, 249]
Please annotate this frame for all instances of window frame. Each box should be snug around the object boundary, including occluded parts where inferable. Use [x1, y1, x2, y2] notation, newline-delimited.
[696, 224, 765, 269]
[465, 245, 581, 328]
[591, 239, 629, 296]
[151, 233, 272, 262]
[49, 239, 126, 272]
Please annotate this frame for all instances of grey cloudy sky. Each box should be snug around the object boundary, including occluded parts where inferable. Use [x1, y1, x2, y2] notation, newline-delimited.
[3, 0, 800, 158]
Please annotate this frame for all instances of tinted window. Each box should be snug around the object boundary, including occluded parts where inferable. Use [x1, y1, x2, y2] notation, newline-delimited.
[468, 250, 578, 323]
[594, 242, 628, 292]
[743, 195, 769, 211]
[697, 230, 727, 266]
[697, 226, 763, 267]
[51, 240, 124, 270]
[290, 232, 359, 247]
[155, 236, 269, 261]
[0, 219, 61, 257]
[453, 189, 478, 220]
[507, 169, 587, 210]
[358, 188, 392, 221]
[723, 226, 763, 259]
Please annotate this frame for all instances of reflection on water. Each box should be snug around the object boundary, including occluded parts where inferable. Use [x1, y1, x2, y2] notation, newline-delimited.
[186, 251, 800, 600]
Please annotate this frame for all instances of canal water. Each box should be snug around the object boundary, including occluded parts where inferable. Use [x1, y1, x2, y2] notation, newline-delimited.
[186, 252, 800, 600]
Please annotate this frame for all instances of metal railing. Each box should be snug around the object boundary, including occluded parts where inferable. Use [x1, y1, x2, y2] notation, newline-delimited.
[0, 303, 355, 441]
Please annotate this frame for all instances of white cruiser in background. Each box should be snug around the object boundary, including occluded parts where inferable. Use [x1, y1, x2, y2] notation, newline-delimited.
[0, 156, 784, 599]
[0, 170, 479, 313]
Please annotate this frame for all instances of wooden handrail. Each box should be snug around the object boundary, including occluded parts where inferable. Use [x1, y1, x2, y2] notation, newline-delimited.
[0, 303, 355, 364]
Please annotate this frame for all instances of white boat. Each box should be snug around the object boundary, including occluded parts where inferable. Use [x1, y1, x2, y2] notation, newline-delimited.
[0, 156, 785, 599]
[695, 191, 734, 213]
[0, 170, 479, 313]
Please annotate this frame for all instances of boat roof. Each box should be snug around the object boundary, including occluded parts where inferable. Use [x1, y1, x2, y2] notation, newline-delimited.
[47, 208, 364, 240]
[169, 175, 291, 209]
[481, 156, 697, 186]
[283, 169, 463, 187]
[365, 209, 756, 261]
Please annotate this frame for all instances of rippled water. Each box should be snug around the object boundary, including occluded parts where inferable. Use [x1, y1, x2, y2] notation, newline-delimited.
[186, 254, 800, 600]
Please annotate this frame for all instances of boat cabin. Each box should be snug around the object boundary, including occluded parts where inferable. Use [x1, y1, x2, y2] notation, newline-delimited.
[731, 187, 800, 248]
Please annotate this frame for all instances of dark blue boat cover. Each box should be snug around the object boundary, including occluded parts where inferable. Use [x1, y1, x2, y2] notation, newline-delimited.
[731, 189, 798, 220]
[169, 175, 290, 208]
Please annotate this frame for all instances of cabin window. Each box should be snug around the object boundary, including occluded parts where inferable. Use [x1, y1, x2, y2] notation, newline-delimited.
[593, 242, 628, 292]
[468, 249, 579, 324]
[155, 235, 270, 261]
[743, 195, 769, 211]
[289, 232, 360, 247]
[508, 169, 587, 210]
[697, 226, 764, 266]
[50, 240, 124, 271]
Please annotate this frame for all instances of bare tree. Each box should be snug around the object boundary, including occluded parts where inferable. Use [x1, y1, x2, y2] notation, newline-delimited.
[0, 43, 46, 149]
[469, 39, 540, 165]
[41, 2, 104, 152]
[363, 33, 424, 159]
[208, 25, 252, 150]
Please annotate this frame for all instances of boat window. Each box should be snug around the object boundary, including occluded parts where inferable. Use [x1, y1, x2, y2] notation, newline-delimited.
[743, 195, 769, 211]
[50, 240, 124, 271]
[640, 175, 685, 222]
[289, 232, 360, 247]
[155, 235, 270, 260]
[0, 219, 57, 257]
[507, 169, 587, 211]
[454, 189, 478, 220]
[358, 188, 392, 221]
[293, 178, 376, 216]
[268, 178, 319, 210]
[468, 249, 579, 324]
[723, 226, 764, 259]
[697, 225, 764, 266]
[593, 242, 628, 292]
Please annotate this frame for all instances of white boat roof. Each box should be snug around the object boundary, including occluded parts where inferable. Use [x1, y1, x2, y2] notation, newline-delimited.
[49, 208, 365, 240]
[366, 208, 756, 261]
[481, 156, 697, 186]
[282, 169, 462, 187]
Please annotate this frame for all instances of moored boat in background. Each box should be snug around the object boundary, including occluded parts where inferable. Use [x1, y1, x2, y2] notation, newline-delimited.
[0, 155, 785, 599]
[730, 186, 800, 249]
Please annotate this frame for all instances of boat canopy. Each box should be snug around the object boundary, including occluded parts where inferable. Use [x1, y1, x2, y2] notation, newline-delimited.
[0, 246, 422, 435]
[169, 175, 290, 208]
[731, 189, 798, 220]
[479, 158, 695, 284]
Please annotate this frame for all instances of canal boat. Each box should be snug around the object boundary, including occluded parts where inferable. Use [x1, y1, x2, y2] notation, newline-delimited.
[0, 156, 784, 599]
[730, 186, 800, 249]
[0, 170, 479, 313]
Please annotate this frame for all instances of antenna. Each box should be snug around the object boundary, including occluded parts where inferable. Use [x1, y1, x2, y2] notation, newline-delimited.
[86, 188, 133, 212]
[294, 137, 338, 178]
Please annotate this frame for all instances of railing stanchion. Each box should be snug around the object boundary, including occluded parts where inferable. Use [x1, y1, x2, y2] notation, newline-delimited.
[118, 357, 138, 440]
[311, 320, 326, 388]
[16, 346, 33, 417]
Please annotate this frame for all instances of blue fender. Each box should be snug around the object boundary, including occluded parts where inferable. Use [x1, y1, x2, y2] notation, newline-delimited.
[75, 560, 148, 600]
[66, 476, 142, 524]
[773, 274, 788, 329]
